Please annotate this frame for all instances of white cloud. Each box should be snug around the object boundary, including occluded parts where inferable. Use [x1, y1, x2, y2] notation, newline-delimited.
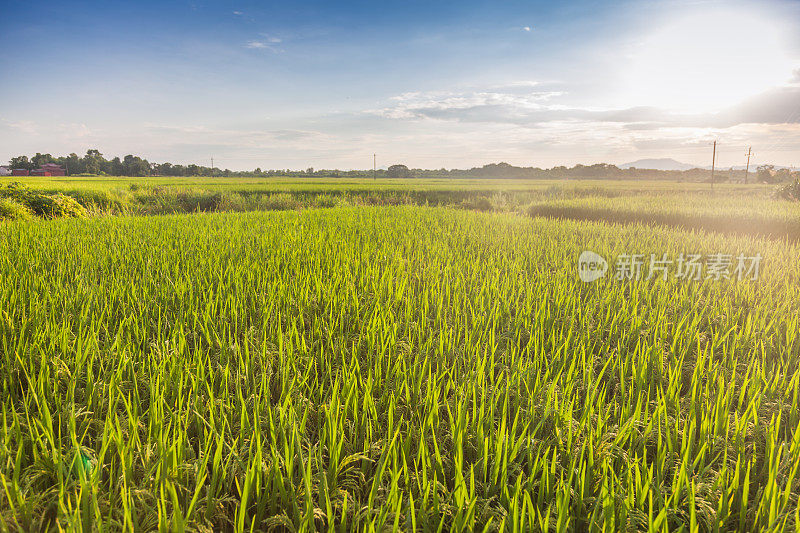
[233, 11, 243, 15]
[245, 36, 283, 51]
[6, 120, 38, 135]
[372, 88, 570, 121]
[522, 26, 532, 32]
[372, 84, 800, 130]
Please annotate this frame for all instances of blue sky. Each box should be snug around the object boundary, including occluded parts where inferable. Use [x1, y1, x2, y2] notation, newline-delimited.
[2, 0, 799, 169]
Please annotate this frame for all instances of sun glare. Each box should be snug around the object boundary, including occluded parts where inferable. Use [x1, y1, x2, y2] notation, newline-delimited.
[623, 6, 794, 113]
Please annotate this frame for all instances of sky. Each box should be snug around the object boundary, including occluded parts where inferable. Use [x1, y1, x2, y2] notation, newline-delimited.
[1, 0, 799, 170]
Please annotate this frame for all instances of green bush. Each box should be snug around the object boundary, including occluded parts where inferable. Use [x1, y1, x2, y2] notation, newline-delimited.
[0, 198, 34, 220]
[25, 193, 87, 218]
[776, 180, 800, 201]
[0, 183, 87, 218]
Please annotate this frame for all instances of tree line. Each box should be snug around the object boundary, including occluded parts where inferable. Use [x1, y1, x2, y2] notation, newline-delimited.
[6, 150, 797, 182]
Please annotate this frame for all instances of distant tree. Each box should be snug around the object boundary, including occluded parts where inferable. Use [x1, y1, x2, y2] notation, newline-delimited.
[387, 164, 411, 179]
[82, 149, 106, 174]
[63, 153, 82, 175]
[775, 168, 793, 182]
[31, 152, 55, 168]
[122, 154, 150, 176]
[8, 156, 33, 170]
[109, 157, 124, 176]
[757, 165, 776, 183]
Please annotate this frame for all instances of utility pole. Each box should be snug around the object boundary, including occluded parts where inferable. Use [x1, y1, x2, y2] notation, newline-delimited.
[373, 153, 376, 180]
[710, 140, 717, 191]
[744, 146, 752, 185]
[211, 156, 214, 177]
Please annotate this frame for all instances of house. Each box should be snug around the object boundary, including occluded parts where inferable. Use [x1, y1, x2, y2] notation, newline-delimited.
[39, 163, 66, 176]
[30, 170, 52, 176]
[0, 166, 10, 176]
[11, 169, 29, 176]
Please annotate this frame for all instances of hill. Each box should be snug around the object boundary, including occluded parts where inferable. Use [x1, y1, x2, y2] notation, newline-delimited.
[620, 158, 697, 171]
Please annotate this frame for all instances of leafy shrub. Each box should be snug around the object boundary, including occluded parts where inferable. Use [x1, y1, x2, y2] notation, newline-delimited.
[0, 183, 87, 218]
[24, 193, 87, 218]
[776, 180, 800, 201]
[0, 198, 34, 220]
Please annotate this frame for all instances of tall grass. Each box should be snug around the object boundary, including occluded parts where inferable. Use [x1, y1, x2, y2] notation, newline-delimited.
[1, 207, 799, 530]
[528, 195, 800, 241]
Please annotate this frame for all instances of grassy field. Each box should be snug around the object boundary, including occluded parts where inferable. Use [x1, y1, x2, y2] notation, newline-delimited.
[2, 178, 800, 530]
[3, 176, 799, 242]
[0, 175, 774, 194]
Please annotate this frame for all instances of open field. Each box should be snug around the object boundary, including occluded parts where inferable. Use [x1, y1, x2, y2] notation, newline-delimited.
[5, 0, 800, 529]
[0, 175, 776, 194]
[4, 175, 800, 241]
[2, 203, 800, 530]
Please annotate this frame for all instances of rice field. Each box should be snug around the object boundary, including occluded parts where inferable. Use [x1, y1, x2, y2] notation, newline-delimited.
[0, 175, 771, 195]
[5, 176, 800, 245]
[528, 194, 800, 241]
[2, 203, 800, 531]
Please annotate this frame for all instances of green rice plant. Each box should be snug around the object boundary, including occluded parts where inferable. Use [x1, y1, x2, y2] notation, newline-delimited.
[312, 194, 340, 208]
[528, 194, 800, 241]
[258, 192, 300, 210]
[1, 205, 799, 531]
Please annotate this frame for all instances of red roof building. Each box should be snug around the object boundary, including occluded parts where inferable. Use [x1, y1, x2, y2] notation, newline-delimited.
[39, 163, 66, 176]
[11, 169, 29, 176]
[30, 170, 52, 176]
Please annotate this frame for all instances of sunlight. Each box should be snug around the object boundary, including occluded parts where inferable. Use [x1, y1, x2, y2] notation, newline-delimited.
[623, 5, 795, 113]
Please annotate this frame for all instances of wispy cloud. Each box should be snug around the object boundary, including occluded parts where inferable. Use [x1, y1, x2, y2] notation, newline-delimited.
[373, 84, 800, 130]
[372, 87, 571, 121]
[232, 11, 243, 16]
[522, 26, 532, 32]
[245, 35, 283, 52]
[6, 120, 38, 135]
[144, 124, 332, 147]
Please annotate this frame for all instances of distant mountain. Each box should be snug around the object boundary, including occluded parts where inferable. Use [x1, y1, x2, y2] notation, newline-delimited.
[620, 158, 697, 171]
